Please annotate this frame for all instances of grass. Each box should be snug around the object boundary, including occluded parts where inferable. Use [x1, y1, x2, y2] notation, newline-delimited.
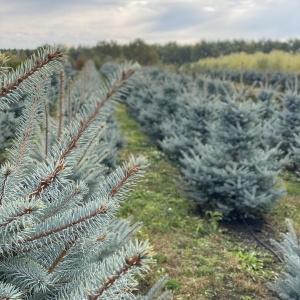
[114, 103, 300, 299]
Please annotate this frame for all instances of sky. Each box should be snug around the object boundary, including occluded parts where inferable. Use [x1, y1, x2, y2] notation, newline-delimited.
[1, 0, 299, 49]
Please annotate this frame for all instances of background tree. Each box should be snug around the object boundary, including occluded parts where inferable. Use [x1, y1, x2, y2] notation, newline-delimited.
[122, 39, 159, 66]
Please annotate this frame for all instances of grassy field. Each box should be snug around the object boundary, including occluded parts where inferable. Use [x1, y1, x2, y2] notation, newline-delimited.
[183, 50, 300, 73]
[114, 103, 300, 300]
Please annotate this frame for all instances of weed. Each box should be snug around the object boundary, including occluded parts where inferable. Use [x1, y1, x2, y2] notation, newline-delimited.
[166, 279, 181, 290]
[193, 211, 223, 237]
[237, 250, 265, 273]
[153, 253, 168, 264]
[240, 296, 252, 300]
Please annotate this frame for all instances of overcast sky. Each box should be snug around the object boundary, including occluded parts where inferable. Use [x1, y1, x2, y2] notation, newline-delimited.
[1, 0, 299, 49]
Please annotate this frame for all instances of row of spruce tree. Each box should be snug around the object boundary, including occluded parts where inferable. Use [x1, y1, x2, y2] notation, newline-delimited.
[187, 67, 300, 93]
[0, 48, 171, 299]
[122, 66, 300, 299]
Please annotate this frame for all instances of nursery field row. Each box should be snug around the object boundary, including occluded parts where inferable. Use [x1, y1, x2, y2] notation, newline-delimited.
[115, 102, 300, 300]
[120, 65, 300, 299]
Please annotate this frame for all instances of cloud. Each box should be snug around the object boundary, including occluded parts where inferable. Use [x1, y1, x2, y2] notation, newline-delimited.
[208, 0, 300, 40]
[150, 4, 219, 31]
[0, 0, 299, 48]
[231, 0, 300, 38]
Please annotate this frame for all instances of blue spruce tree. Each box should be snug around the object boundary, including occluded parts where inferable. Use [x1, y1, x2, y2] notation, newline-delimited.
[126, 68, 189, 141]
[180, 92, 287, 219]
[255, 83, 281, 151]
[256, 82, 280, 122]
[0, 47, 169, 299]
[159, 90, 216, 160]
[272, 90, 300, 169]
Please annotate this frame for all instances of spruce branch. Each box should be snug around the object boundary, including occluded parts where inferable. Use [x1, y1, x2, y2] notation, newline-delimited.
[48, 237, 78, 274]
[22, 233, 107, 276]
[28, 66, 135, 201]
[0, 282, 23, 299]
[115, 221, 142, 250]
[52, 239, 151, 299]
[141, 275, 171, 300]
[21, 203, 107, 244]
[0, 258, 51, 294]
[96, 234, 106, 242]
[60, 67, 134, 162]
[58, 70, 64, 141]
[0, 48, 63, 99]
[0, 167, 11, 206]
[77, 124, 105, 165]
[0, 206, 33, 228]
[44, 101, 49, 159]
[0, 77, 49, 209]
[48, 232, 107, 276]
[28, 162, 65, 199]
[0, 206, 106, 258]
[108, 161, 140, 198]
[0, 68, 141, 259]
[15, 231, 83, 255]
[73, 67, 87, 117]
[87, 251, 144, 300]
[40, 184, 83, 222]
[0, 159, 144, 260]
[67, 77, 72, 126]
[13, 80, 45, 171]
[0, 199, 42, 254]
[24, 159, 142, 245]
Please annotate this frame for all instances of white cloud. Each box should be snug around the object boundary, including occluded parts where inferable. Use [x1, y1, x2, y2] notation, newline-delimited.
[0, 0, 299, 48]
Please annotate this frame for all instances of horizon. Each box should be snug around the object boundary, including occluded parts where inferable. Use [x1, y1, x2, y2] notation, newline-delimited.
[2, 37, 300, 51]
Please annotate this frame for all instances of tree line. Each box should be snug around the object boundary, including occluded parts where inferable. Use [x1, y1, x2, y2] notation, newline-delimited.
[2, 38, 300, 69]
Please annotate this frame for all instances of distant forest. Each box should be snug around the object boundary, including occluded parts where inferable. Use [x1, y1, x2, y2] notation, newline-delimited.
[2, 38, 300, 69]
